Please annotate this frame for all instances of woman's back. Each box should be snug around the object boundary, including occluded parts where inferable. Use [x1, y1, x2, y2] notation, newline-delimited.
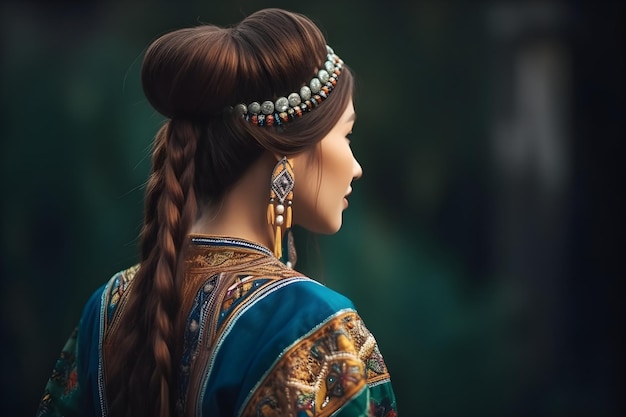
[37, 8, 398, 416]
[39, 236, 396, 416]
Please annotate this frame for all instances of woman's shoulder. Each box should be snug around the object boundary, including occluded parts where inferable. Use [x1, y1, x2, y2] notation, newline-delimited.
[235, 266, 358, 324]
[233, 271, 396, 417]
[205, 258, 356, 329]
[276, 272, 356, 312]
[77, 265, 140, 336]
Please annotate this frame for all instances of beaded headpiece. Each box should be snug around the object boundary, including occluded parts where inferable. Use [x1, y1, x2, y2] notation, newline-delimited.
[232, 45, 343, 127]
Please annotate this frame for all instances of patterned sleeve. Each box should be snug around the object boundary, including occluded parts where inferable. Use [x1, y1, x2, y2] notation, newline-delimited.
[239, 302, 398, 417]
[36, 280, 109, 417]
[36, 327, 81, 417]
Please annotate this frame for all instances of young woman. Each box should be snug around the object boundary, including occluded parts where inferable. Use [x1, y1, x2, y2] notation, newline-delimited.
[37, 8, 397, 417]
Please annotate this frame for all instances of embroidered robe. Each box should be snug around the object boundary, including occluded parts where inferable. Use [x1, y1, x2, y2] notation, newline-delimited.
[37, 236, 398, 417]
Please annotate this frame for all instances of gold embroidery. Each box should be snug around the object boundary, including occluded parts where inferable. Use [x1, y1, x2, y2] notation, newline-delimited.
[105, 264, 139, 335]
[241, 311, 391, 417]
[188, 250, 237, 268]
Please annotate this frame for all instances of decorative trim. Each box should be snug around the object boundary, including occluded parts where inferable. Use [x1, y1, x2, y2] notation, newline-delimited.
[190, 236, 273, 257]
[97, 277, 116, 417]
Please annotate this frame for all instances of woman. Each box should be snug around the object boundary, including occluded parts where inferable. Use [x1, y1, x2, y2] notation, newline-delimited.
[37, 8, 397, 417]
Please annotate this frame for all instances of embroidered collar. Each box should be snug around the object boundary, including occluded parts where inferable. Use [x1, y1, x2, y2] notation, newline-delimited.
[189, 235, 274, 257]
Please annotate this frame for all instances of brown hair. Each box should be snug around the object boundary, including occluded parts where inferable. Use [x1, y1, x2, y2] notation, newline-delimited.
[103, 8, 353, 417]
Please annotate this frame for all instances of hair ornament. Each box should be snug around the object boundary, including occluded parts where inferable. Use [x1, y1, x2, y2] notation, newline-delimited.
[232, 45, 343, 127]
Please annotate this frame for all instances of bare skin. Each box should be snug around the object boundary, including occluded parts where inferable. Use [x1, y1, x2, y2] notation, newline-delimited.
[190, 150, 278, 250]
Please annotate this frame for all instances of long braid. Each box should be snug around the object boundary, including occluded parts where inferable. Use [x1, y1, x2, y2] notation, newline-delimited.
[147, 119, 198, 417]
[139, 124, 168, 260]
[105, 119, 198, 417]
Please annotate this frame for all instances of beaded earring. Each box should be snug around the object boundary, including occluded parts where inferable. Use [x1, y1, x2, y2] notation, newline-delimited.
[267, 157, 295, 264]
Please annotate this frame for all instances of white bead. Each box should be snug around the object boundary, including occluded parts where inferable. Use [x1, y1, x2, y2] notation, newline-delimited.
[275, 215, 284, 225]
[318, 69, 330, 84]
[300, 86, 311, 101]
[261, 101, 274, 115]
[275, 97, 289, 113]
[288, 92, 301, 107]
[248, 101, 261, 114]
[276, 204, 285, 214]
[310, 78, 321, 94]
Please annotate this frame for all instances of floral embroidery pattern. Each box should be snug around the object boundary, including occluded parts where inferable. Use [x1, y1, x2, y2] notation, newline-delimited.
[36, 328, 80, 417]
[241, 311, 391, 417]
[369, 397, 398, 417]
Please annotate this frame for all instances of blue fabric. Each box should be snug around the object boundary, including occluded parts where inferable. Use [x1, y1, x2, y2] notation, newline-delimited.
[77, 284, 107, 417]
[199, 279, 355, 415]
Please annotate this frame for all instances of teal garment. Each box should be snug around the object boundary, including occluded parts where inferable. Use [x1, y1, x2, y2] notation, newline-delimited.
[36, 283, 108, 417]
[37, 236, 398, 417]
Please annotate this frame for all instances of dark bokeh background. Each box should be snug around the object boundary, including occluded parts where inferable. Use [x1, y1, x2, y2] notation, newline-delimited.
[1, 1, 623, 416]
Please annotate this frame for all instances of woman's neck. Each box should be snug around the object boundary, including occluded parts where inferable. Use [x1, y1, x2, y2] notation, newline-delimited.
[190, 151, 276, 251]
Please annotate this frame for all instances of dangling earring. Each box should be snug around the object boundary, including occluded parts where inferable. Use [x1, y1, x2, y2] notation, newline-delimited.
[267, 157, 294, 263]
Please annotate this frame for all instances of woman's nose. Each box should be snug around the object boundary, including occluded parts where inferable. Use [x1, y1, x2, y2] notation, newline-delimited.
[353, 157, 363, 180]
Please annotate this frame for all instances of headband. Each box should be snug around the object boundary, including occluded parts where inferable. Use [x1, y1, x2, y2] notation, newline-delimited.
[231, 45, 343, 127]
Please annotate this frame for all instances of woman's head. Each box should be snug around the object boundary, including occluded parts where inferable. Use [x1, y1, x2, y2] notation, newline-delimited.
[141, 8, 355, 207]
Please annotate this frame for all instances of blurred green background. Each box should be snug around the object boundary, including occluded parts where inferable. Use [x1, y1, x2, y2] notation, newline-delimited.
[1, 1, 623, 416]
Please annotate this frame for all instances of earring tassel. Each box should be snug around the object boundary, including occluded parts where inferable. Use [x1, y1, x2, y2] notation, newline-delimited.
[274, 225, 282, 259]
[267, 202, 275, 225]
[286, 205, 292, 228]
